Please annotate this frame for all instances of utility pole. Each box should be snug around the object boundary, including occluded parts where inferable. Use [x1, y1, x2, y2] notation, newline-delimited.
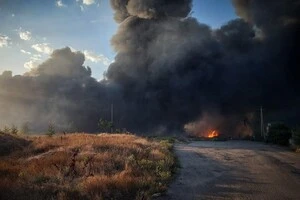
[260, 106, 264, 138]
[111, 103, 114, 133]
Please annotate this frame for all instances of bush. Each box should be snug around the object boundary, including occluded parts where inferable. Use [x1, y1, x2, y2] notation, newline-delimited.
[47, 123, 55, 137]
[98, 118, 113, 133]
[10, 125, 18, 135]
[2, 126, 10, 134]
[292, 128, 300, 145]
[266, 123, 291, 146]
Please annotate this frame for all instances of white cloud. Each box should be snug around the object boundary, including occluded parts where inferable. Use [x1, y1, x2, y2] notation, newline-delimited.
[77, 0, 97, 11]
[12, 14, 15, 17]
[19, 31, 32, 41]
[32, 54, 42, 60]
[0, 34, 10, 47]
[56, 0, 66, 7]
[83, 0, 95, 5]
[83, 50, 112, 66]
[24, 60, 40, 70]
[32, 43, 53, 54]
[24, 54, 42, 70]
[21, 49, 32, 55]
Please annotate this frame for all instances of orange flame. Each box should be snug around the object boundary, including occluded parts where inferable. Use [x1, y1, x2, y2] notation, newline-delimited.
[208, 130, 219, 138]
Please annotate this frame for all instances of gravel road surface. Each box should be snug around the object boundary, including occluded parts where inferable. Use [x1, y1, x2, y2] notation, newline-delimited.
[160, 141, 300, 200]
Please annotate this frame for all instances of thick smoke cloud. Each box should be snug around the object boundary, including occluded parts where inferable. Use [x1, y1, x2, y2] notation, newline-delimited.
[110, 0, 192, 22]
[0, 47, 113, 132]
[231, 0, 300, 114]
[232, 0, 300, 35]
[107, 0, 300, 134]
[27, 48, 89, 77]
[1, 0, 299, 135]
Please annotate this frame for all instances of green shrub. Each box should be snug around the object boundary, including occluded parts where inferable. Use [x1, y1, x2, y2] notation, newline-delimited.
[98, 118, 113, 132]
[266, 123, 291, 146]
[47, 123, 56, 137]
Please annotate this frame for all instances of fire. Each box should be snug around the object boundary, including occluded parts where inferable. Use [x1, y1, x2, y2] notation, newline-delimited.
[208, 130, 219, 138]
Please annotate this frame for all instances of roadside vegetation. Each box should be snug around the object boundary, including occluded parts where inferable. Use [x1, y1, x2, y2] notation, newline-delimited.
[265, 123, 292, 146]
[291, 128, 300, 152]
[0, 132, 175, 200]
[263, 123, 300, 152]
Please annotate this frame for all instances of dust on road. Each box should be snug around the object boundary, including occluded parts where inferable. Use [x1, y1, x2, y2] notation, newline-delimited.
[160, 141, 300, 200]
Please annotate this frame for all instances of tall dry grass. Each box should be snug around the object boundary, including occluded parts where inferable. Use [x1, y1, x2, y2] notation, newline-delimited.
[0, 133, 175, 200]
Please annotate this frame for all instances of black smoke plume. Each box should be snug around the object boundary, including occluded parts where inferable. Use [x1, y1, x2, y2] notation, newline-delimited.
[0, 0, 299, 135]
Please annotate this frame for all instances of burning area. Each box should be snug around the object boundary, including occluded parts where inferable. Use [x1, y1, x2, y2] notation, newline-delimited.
[207, 130, 219, 138]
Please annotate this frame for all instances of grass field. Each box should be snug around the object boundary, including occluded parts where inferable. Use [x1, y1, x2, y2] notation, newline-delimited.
[0, 133, 175, 200]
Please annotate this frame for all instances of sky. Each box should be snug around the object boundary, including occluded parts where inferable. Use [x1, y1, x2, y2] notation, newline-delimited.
[0, 0, 237, 80]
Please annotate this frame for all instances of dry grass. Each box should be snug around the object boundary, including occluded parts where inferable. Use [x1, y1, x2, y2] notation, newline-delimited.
[0, 132, 31, 156]
[0, 133, 175, 200]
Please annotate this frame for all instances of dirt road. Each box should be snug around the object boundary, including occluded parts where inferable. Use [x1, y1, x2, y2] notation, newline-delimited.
[160, 141, 300, 200]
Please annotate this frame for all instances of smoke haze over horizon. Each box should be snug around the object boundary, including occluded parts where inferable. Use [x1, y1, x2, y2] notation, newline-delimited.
[0, 0, 299, 135]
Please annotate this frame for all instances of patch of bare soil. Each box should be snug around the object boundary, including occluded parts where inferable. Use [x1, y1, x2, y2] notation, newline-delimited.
[159, 141, 300, 200]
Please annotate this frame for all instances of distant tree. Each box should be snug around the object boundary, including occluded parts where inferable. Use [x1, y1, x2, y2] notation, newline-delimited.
[47, 122, 56, 137]
[3, 126, 10, 134]
[10, 124, 18, 135]
[266, 123, 291, 146]
[292, 128, 300, 145]
[98, 118, 113, 133]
